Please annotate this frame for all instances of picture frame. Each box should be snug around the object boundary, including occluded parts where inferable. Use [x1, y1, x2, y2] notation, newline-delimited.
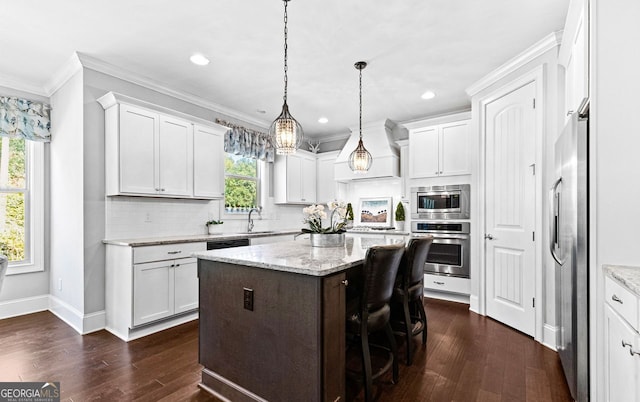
[357, 197, 393, 227]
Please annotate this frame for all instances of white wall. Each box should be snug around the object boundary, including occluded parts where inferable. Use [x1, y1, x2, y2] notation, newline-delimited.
[50, 71, 85, 314]
[591, 0, 640, 399]
[0, 86, 50, 307]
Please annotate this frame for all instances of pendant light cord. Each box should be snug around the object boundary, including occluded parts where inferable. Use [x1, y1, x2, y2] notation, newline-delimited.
[283, 0, 289, 103]
[359, 66, 363, 140]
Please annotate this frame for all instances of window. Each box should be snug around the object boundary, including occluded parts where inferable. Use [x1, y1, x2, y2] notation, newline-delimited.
[0, 138, 43, 273]
[224, 153, 259, 213]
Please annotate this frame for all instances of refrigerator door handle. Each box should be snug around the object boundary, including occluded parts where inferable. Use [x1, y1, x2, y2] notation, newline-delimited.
[549, 177, 564, 266]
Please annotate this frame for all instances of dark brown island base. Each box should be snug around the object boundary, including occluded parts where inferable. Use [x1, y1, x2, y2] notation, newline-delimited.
[194, 234, 407, 402]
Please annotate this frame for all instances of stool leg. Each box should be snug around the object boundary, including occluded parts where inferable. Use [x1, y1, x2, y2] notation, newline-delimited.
[384, 321, 399, 384]
[417, 298, 428, 346]
[402, 297, 413, 365]
[360, 329, 373, 402]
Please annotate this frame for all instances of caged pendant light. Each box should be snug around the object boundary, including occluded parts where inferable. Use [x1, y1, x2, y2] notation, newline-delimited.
[348, 61, 372, 173]
[269, 0, 303, 155]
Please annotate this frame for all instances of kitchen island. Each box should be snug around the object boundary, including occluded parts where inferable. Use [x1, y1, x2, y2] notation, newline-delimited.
[193, 234, 407, 402]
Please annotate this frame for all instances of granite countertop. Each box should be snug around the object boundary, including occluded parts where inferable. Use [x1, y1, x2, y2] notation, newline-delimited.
[193, 233, 406, 277]
[103, 229, 301, 247]
[604, 265, 640, 297]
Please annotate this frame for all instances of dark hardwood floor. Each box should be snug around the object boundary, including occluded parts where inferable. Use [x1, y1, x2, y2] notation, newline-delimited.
[0, 298, 572, 402]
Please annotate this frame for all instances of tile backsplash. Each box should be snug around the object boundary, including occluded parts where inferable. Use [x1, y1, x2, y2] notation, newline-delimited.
[105, 196, 304, 239]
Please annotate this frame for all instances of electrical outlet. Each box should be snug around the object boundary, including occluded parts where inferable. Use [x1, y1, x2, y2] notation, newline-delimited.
[243, 288, 254, 311]
[145, 212, 152, 223]
[58, 278, 62, 291]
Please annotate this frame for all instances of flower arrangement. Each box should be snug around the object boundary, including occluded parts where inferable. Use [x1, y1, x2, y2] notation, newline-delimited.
[302, 202, 348, 234]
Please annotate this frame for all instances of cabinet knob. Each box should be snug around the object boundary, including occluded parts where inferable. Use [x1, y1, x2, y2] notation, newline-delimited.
[341, 279, 349, 286]
[435, 171, 439, 175]
[440, 171, 443, 174]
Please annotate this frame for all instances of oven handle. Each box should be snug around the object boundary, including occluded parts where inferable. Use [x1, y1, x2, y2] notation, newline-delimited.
[412, 233, 469, 240]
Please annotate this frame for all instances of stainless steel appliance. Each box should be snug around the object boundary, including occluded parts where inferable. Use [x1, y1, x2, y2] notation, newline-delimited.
[549, 111, 589, 401]
[412, 221, 470, 278]
[411, 184, 470, 220]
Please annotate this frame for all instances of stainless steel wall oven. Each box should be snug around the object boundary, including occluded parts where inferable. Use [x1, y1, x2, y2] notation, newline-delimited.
[412, 221, 470, 278]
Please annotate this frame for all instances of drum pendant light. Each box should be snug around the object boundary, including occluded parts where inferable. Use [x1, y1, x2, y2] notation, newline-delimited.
[348, 61, 372, 173]
[269, 0, 303, 155]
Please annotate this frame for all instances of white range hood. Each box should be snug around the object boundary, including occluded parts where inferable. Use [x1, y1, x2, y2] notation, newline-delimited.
[334, 120, 400, 180]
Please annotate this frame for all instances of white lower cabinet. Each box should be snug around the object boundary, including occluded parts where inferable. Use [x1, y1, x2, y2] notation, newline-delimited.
[106, 241, 205, 341]
[604, 276, 640, 402]
[424, 273, 470, 295]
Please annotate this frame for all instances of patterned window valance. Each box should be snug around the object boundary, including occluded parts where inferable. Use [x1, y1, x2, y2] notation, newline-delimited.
[224, 126, 274, 162]
[0, 97, 51, 142]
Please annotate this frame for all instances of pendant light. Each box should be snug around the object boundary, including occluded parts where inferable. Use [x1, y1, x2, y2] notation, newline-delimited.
[348, 61, 372, 173]
[269, 0, 303, 155]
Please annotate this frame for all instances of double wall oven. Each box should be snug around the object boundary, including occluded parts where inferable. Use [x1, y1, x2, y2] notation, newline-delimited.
[411, 185, 470, 279]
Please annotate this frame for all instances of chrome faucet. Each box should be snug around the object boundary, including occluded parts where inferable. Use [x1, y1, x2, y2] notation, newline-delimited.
[247, 207, 262, 232]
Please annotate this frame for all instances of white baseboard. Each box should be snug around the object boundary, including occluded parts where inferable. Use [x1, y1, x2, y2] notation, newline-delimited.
[106, 311, 198, 342]
[542, 323, 559, 351]
[0, 294, 49, 319]
[469, 294, 481, 315]
[48, 295, 106, 335]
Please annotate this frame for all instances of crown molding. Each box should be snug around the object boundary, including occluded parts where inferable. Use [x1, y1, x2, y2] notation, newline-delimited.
[400, 109, 472, 131]
[0, 75, 49, 98]
[73, 52, 270, 128]
[466, 31, 563, 97]
[44, 52, 83, 96]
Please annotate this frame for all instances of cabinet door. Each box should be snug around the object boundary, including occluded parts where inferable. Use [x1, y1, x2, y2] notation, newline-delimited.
[301, 155, 316, 204]
[119, 104, 158, 194]
[440, 120, 470, 176]
[133, 261, 175, 326]
[174, 258, 199, 314]
[605, 304, 639, 402]
[409, 127, 439, 178]
[286, 155, 303, 203]
[193, 125, 225, 198]
[158, 115, 193, 196]
[316, 156, 336, 205]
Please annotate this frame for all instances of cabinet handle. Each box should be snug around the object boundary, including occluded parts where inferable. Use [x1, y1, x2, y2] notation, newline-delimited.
[435, 171, 439, 175]
[631, 348, 640, 357]
[341, 279, 349, 286]
[170, 263, 175, 267]
[434, 281, 445, 285]
[175, 263, 180, 267]
[567, 110, 574, 116]
[622, 340, 633, 348]
[161, 188, 166, 192]
[167, 251, 182, 255]
[440, 171, 443, 174]
[612, 294, 624, 304]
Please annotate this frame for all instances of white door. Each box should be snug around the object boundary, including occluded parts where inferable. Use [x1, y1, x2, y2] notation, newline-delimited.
[193, 124, 225, 199]
[119, 104, 158, 194]
[485, 81, 537, 336]
[158, 115, 193, 196]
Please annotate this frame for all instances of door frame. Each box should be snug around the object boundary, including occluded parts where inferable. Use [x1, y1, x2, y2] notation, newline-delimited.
[475, 66, 545, 343]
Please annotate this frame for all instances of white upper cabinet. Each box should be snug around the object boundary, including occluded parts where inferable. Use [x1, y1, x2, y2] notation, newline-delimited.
[316, 151, 341, 205]
[98, 92, 226, 199]
[405, 113, 471, 179]
[274, 150, 317, 204]
[193, 124, 225, 198]
[559, 0, 589, 120]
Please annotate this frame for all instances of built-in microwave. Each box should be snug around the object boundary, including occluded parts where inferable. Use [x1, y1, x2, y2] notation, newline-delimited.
[410, 184, 470, 220]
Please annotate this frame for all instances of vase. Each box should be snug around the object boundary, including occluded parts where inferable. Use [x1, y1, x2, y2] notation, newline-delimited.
[397, 221, 405, 232]
[310, 233, 345, 247]
[208, 226, 222, 235]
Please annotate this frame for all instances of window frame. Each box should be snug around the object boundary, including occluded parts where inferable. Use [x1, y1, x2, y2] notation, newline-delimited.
[222, 153, 262, 217]
[5, 140, 44, 275]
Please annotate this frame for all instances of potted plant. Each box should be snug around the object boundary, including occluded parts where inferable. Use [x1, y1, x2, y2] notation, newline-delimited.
[301, 202, 348, 247]
[346, 202, 354, 228]
[395, 201, 406, 232]
[206, 219, 224, 235]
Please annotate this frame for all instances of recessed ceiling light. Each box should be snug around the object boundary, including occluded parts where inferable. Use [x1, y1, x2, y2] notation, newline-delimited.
[421, 90, 436, 100]
[190, 53, 210, 66]
[318, 117, 328, 124]
[256, 109, 266, 114]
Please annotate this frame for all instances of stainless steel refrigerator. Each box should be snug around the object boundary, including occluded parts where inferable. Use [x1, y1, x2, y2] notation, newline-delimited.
[549, 111, 589, 401]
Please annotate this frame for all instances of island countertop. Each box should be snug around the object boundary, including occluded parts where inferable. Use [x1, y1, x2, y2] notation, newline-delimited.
[193, 234, 406, 277]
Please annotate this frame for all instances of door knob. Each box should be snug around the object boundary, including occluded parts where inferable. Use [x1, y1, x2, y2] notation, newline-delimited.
[484, 234, 494, 240]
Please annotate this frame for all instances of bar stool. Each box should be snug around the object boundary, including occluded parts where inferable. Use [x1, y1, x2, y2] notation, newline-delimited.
[345, 243, 405, 402]
[392, 236, 433, 365]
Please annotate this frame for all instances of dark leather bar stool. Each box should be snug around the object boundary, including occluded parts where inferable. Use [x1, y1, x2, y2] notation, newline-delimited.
[392, 236, 433, 365]
[346, 243, 405, 402]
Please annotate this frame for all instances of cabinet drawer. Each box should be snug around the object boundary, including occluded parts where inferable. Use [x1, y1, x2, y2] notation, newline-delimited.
[424, 274, 470, 295]
[134, 242, 206, 264]
[605, 276, 639, 331]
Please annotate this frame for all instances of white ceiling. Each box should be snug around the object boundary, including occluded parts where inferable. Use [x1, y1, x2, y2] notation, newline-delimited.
[0, 1, 568, 139]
